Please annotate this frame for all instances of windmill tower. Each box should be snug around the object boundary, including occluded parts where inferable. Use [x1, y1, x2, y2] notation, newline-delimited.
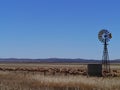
[98, 29, 112, 73]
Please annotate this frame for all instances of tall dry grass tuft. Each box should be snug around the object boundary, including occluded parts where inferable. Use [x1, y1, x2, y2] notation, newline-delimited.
[30, 74, 120, 90]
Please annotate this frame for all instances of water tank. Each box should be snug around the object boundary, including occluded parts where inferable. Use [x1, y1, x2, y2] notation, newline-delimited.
[87, 64, 102, 77]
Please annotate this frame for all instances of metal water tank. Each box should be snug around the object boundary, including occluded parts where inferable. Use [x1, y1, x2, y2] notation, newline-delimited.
[87, 64, 102, 77]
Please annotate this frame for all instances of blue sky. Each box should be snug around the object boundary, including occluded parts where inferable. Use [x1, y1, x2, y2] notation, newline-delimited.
[0, 0, 120, 59]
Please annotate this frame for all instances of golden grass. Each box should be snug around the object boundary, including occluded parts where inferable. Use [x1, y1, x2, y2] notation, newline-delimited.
[0, 63, 120, 90]
[31, 74, 120, 90]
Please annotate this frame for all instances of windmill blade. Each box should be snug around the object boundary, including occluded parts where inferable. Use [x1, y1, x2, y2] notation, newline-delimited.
[109, 33, 112, 39]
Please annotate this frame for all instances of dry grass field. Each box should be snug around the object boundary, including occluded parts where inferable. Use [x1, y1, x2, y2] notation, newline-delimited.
[0, 63, 120, 90]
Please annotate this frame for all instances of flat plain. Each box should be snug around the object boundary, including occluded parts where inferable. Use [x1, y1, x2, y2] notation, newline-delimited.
[0, 63, 120, 90]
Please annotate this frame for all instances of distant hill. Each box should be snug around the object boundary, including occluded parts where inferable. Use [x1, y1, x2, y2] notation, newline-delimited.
[0, 58, 120, 63]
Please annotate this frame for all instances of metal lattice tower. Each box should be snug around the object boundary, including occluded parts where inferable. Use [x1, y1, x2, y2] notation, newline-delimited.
[98, 29, 112, 73]
[102, 38, 110, 72]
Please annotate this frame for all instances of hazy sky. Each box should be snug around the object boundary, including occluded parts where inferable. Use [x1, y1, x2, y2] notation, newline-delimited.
[0, 0, 120, 59]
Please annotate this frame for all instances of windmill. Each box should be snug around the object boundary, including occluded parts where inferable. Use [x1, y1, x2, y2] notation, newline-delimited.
[98, 29, 112, 73]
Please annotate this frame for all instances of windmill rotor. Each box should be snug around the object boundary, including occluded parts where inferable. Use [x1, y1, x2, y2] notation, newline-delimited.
[98, 29, 112, 43]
